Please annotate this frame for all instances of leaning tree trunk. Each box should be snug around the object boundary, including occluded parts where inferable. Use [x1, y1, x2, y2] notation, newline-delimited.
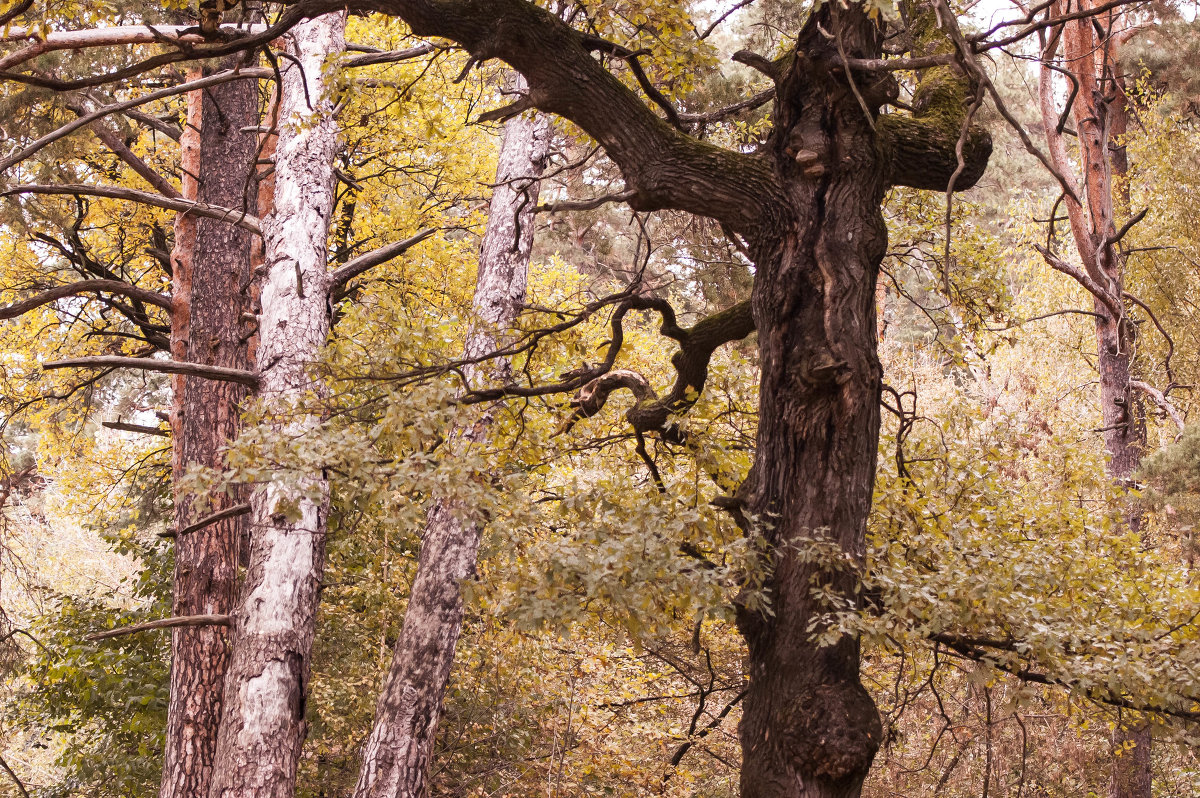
[207, 12, 345, 798]
[160, 66, 258, 798]
[1040, 7, 1151, 796]
[353, 77, 551, 798]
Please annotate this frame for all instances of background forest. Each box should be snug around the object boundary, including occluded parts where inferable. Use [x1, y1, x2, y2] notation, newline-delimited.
[2, 0, 1200, 797]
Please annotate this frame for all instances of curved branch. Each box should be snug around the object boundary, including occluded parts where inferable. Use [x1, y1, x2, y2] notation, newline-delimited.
[376, 0, 780, 232]
[0, 279, 171, 320]
[1130, 380, 1185, 435]
[4, 184, 260, 234]
[559, 298, 755, 438]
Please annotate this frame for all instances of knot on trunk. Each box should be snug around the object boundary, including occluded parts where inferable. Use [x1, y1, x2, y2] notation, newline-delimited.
[778, 681, 881, 782]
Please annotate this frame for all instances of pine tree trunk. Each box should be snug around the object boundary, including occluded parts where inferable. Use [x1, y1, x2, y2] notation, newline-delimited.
[207, 13, 345, 798]
[1043, 5, 1152, 795]
[352, 79, 551, 798]
[160, 71, 256, 798]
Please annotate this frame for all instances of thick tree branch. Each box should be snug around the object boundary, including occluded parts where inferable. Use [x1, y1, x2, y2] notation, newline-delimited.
[4, 184, 260, 234]
[0, 279, 171, 320]
[0, 23, 269, 71]
[371, 0, 781, 233]
[166, 503, 252, 538]
[343, 42, 438, 67]
[0, 2, 330, 91]
[69, 103, 182, 198]
[876, 4, 992, 192]
[559, 298, 755, 438]
[103, 420, 170, 436]
[329, 227, 436, 291]
[43, 355, 258, 386]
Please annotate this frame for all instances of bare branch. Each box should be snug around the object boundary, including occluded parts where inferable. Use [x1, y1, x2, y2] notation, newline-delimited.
[1130, 380, 1185, 435]
[0, 23, 269, 71]
[679, 88, 774, 125]
[344, 42, 438, 67]
[42, 355, 258, 387]
[70, 103, 182, 198]
[0, 67, 273, 173]
[103, 420, 170, 436]
[329, 227, 436, 289]
[1033, 244, 1122, 320]
[164, 503, 252, 538]
[0, 279, 171, 320]
[0, 754, 31, 798]
[537, 189, 635, 213]
[85, 613, 231, 641]
[4, 184, 260, 234]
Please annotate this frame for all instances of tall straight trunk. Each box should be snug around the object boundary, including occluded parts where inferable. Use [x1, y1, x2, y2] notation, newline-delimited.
[1041, 6, 1150, 796]
[207, 12, 345, 798]
[160, 67, 258, 798]
[353, 79, 551, 798]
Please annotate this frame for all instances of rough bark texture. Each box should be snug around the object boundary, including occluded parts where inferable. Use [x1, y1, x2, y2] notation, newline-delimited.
[352, 79, 551, 798]
[1040, 7, 1151, 796]
[365, 2, 989, 796]
[160, 65, 258, 798]
[731, 14, 890, 798]
[207, 13, 345, 798]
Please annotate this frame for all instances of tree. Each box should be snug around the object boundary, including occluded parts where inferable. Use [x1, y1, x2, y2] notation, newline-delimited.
[159, 61, 259, 798]
[1036, 4, 1184, 795]
[347, 2, 989, 795]
[353, 75, 551, 798]
[206, 12, 344, 798]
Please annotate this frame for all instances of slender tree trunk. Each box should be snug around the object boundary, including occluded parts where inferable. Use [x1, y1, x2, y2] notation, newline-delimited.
[207, 13, 345, 798]
[352, 78, 551, 798]
[734, 13, 888, 798]
[1041, 6, 1151, 796]
[160, 69, 256, 798]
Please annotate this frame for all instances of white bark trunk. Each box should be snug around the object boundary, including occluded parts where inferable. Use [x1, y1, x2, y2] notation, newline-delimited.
[352, 80, 551, 798]
[207, 13, 345, 798]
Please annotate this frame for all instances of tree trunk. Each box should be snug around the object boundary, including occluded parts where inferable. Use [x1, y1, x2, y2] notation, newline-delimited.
[735, 14, 886, 798]
[207, 13, 345, 798]
[160, 69, 256, 798]
[1041, 6, 1152, 796]
[352, 78, 551, 798]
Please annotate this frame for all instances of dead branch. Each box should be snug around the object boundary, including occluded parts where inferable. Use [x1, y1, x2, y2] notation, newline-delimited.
[43, 355, 258, 386]
[0, 279, 171, 320]
[86, 613, 232, 641]
[3, 184, 261, 234]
